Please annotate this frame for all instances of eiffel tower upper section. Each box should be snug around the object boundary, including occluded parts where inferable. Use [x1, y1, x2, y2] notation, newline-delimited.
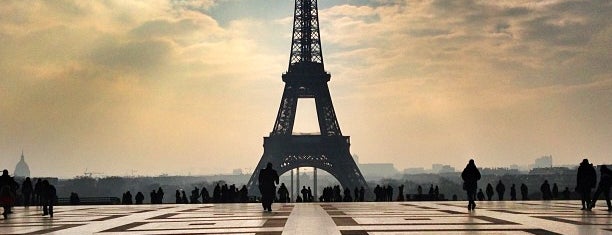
[288, 0, 325, 71]
[272, 0, 342, 137]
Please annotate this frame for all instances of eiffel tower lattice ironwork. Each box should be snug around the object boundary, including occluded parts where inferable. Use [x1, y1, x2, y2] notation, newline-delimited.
[246, 0, 369, 198]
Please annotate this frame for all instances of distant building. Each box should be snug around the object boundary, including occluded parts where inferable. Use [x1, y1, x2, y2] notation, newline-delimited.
[232, 168, 243, 175]
[359, 163, 398, 178]
[533, 155, 553, 168]
[403, 167, 426, 175]
[480, 167, 522, 176]
[529, 167, 574, 175]
[14, 151, 31, 177]
[432, 164, 455, 173]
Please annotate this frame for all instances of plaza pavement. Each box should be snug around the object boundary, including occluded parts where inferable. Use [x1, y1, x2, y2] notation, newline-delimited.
[0, 200, 611, 234]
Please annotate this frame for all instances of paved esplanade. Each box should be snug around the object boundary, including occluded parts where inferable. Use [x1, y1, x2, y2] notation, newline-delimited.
[1, 201, 611, 234]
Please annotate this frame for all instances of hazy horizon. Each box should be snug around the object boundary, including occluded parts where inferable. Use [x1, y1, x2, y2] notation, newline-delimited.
[1, 0, 610, 178]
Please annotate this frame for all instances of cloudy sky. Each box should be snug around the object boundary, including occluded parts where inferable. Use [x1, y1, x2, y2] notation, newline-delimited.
[1, 0, 610, 178]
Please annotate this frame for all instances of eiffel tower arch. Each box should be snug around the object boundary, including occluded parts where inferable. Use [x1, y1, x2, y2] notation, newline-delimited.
[246, 0, 369, 199]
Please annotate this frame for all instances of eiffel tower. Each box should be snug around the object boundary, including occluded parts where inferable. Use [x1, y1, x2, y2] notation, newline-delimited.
[246, 0, 369, 199]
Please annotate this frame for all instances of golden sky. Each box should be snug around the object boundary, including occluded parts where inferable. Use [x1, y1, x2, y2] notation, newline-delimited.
[1, 0, 610, 177]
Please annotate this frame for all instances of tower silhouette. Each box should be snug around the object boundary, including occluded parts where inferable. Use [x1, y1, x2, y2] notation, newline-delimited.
[246, 0, 369, 198]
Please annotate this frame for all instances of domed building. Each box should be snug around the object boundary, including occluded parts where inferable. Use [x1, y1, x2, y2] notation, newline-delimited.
[14, 151, 31, 177]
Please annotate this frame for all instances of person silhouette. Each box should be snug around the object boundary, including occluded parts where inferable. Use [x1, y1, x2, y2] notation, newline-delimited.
[461, 159, 481, 210]
[562, 187, 571, 200]
[485, 183, 494, 201]
[359, 187, 365, 202]
[150, 189, 157, 204]
[591, 165, 611, 211]
[181, 191, 188, 204]
[576, 159, 597, 210]
[21, 177, 33, 208]
[135, 192, 144, 204]
[301, 186, 308, 202]
[201, 187, 210, 203]
[175, 190, 181, 204]
[552, 183, 559, 199]
[157, 187, 165, 204]
[397, 185, 405, 201]
[0, 170, 18, 215]
[477, 189, 485, 201]
[496, 180, 505, 200]
[540, 180, 551, 200]
[433, 185, 439, 200]
[258, 162, 279, 212]
[41, 180, 56, 217]
[510, 184, 517, 200]
[520, 183, 529, 200]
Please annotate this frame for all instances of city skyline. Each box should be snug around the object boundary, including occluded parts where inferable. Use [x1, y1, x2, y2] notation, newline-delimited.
[1, 0, 611, 178]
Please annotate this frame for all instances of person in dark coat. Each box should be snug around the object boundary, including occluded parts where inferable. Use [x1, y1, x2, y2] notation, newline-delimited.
[175, 190, 181, 204]
[510, 184, 517, 200]
[576, 159, 597, 210]
[591, 165, 611, 211]
[157, 187, 165, 204]
[41, 180, 57, 217]
[200, 187, 210, 203]
[520, 183, 529, 200]
[258, 162, 279, 212]
[135, 192, 145, 204]
[0, 170, 18, 215]
[540, 180, 551, 200]
[33, 179, 42, 207]
[461, 159, 481, 210]
[477, 189, 485, 201]
[496, 180, 505, 201]
[485, 183, 494, 201]
[21, 177, 33, 208]
[552, 183, 559, 199]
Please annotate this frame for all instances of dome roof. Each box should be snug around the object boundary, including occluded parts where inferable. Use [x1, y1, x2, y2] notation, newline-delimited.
[14, 151, 30, 177]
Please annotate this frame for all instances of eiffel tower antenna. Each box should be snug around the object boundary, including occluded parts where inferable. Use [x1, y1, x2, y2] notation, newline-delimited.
[247, 0, 369, 200]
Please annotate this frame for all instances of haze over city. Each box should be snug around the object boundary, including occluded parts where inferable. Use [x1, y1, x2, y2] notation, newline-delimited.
[1, 0, 610, 178]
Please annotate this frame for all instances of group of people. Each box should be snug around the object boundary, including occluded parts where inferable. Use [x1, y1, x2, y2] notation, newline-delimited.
[463, 159, 612, 211]
[476, 180, 571, 201]
[120, 191, 145, 204]
[0, 170, 57, 219]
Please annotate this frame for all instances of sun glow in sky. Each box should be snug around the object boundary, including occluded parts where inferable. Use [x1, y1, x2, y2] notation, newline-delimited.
[1, 0, 610, 178]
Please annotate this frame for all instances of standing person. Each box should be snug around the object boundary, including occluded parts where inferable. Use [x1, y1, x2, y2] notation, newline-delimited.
[510, 184, 517, 200]
[258, 162, 279, 212]
[540, 180, 551, 200]
[359, 187, 365, 202]
[41, 180, 56, 217]
[175, 190, 181, 204]
[591, 165, 611, 211]
[157, 187, 165, 204]
[135, 192, 145, 204]
[520, 183, 529, 200]
[552, 183, 559, 199]
[0, 185, 15, 219]
[496, 180, 505, 201]
[21, 177, 33, 208]
[150, 189, 157, 204]
[0, 170, 18, 215]
[576, 159, 597, 210]
[300, 186, 308, 202]
[461, 159, 481, 210]
[33, 179, 42, 207]
[485, 183, 494, 201]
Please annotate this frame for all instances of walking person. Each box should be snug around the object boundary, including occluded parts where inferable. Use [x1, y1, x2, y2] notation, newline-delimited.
[496, 180, 505, 201]
[0, 185, 15, 219]
[576, 159, 597, 210]
[510, 184, 517, 200]
[21, 177, 33, 208]
[461, 159, 481, 210]
[41, 180, 57, 217]
[258, 162, 279, 212]
[591, 165, 611, 211]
